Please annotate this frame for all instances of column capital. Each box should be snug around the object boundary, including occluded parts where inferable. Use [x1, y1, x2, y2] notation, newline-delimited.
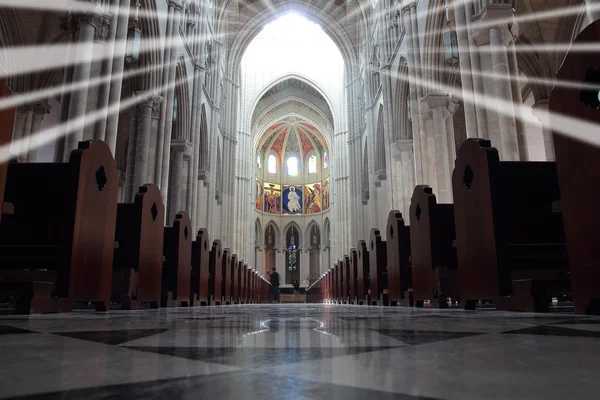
[32, 101, 51, 115]
[420, 91, 459, 119]
[401, 1, 417, 14]
[16, 104, 33, 118]
[530, 98, 550, 121]
[171, 138, 192, 152]
[169, 0, 185, 12]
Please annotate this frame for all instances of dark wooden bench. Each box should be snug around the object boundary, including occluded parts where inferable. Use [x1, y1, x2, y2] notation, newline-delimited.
[208, 239, 223, 305]
[161, 211, 191, 307]
[410, 186, 459, 308]
[222, 248, 232, 305]
[369, 229, 388, 306]
[0, 141, 118, 313]
[348, 248, 358, 304]
[452, 138, 569, 312]
[112, 184, 165, 309]
[230, 254, 239, 304]
[356, 240, 370, 305]
[0, 78, 15, 223]
[343, 255, 351, 304]
[549, 20, 600, 315]
[191, 228, 210, 306]
[386, 210, 412, 306]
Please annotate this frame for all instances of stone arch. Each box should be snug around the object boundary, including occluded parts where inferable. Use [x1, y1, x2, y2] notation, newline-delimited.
[172, 57, 191, 142]
[393, 59, 412, 141]
[305, 220, 321, 248]
[282, 221, 303, 249]
[255, 218, 263, 247]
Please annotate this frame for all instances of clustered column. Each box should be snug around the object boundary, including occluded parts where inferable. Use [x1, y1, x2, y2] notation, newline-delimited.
[420, 92, 459, 203]
[11, 102, 51, 163]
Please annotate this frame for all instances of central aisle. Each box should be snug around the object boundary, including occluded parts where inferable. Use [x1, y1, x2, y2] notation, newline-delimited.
[1, 305, 600, 399]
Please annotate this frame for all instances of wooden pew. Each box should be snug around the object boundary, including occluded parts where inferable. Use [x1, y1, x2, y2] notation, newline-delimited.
[222, 248, 232, 305]
[209, 239, 223, 305]
[356, 240, 370, 305]
[191, 228, 210, 306]
[0, 141, 118, 313]
[410, 186, 459, 308]
[369, 229, 388, 306]
[549, 20, 600, 314]
[231, 254, 239, 304]
[452, 138, 569, 312]
[343, 255, 351, 304]
[112, 184, 165, 309]
[386, 210, 412, 306]
[348, 248, 358, 304]
[161, 211, 191, 307]
[0, 78, 15, 223]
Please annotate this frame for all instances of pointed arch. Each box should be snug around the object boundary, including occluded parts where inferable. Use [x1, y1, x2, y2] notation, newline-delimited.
[305, 220, 321, 248]
[282, 221, 303, 249]
[394, 59, 412, 141]
[172, 57, 191, 142]
[254, 218, 263, 247]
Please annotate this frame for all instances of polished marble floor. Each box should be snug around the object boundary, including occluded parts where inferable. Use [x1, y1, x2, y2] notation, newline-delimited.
[1, 305, 600, 399]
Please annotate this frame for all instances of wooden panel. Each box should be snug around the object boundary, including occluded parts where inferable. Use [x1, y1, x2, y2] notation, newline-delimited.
[369, 229, 388, 306]
[386, 210, 412, 306]
[0, 79, 15, 222]
[452, 138, 566, 310]
[191, 228, 210, 306]
[549, 20, 600, 314]
[1, 141, 118, 312]
[410, 185, 459, 307]
[348, 248, 358, 303]
[222, 248, 231, 304]
[162, 212, 192, 307]
[231, 254, 239, 304]
[209, 239, 223, 305]
[113, 184, 164, 309]
[356, 240, 369, 305]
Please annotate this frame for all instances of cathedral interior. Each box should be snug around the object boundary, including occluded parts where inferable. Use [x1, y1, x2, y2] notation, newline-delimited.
[0, 0, 599, 398]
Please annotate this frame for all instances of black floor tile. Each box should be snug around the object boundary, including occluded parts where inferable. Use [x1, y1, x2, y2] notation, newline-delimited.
[0, 325, 38, 335]
[502, 325, 600, 338]
[53, 329, 169, 345]
[372, 328, 483, 345]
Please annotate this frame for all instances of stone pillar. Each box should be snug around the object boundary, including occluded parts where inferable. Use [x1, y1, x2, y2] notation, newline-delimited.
[11, 105, 29, 158]
[402, 4, 424, 183]
[95, 0, 118, 142]
[155, 1, 176, 188]
[133, 92, 162, 193]
[276, 248, 285, 284]
[507, 29, 528, 160]
[27, 102, 52, 163]
[463, 0, 488, 138]
[105, 0, 131, 154]
[489, 24, 519, 161]
[160, 2, 184, 206]
[453, 0, 478, 138]
[531, 99, 555, 161]
[19, 107, 34, 163]
[422, 92, 459, 203]
[169, 139, 190, 222]
[64, 10, 102, 160]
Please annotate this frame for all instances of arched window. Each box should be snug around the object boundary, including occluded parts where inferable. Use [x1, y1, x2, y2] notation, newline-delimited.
[323, 151, 329, 169]
[308, 155, 317, 174]
[287, 156, 299, 176]
[268, 154, 277, 174]
[257, 153, 261, 169]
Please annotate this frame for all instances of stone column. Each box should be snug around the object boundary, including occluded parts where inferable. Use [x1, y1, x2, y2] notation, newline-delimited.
[19, 107, 34, 163]
[402, 4, 424, 183]
[11, 105, 29, 158]
[453, 0, 478, 138]
[507, 29, 528, 160]
[531, 99, 555, 161]
[422, 92, 459, 203]
[133, 92, 162, 193]
[155, 1, 176, 188]
[64, 10, 102, 160]
[105, 0, 131, 154]
[169, 139, 190, 222]
[160, 2, 184, 206]
[27, 102, 52, 163]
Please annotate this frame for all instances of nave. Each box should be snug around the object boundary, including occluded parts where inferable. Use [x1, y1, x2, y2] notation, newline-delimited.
[1, 304, 600, 399]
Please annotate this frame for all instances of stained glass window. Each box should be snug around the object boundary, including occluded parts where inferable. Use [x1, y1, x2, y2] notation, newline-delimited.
[308, 155, 317, 174]
[323, 151, 329, 169]
[268, 154, 276, 174]
[287, 156, 299, 176]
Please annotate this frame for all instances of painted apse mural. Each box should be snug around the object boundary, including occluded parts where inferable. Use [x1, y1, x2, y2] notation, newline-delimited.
[282, 185, 303, 215]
